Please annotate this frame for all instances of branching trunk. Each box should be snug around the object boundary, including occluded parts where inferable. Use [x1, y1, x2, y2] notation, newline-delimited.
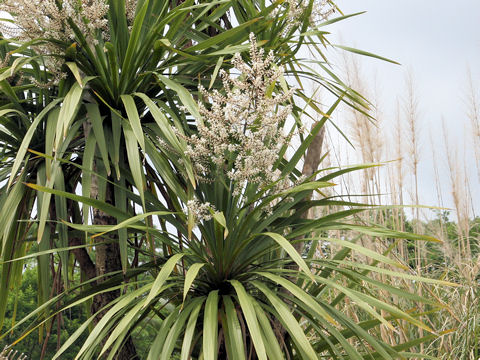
[69, 237, 96, 281]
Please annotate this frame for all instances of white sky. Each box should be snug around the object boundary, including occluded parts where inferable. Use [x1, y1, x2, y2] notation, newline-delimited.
[323, 0, 480, 219]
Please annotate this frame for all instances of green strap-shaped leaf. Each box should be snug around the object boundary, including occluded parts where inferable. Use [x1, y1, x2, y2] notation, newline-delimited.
[253, 281, 318, 360]
[113, 172, 129, 274]
[281, 97, 340, 176]
[121, 94, 145, 151]
[76, 284, 153, 360]
[0, 56, 33, 81]
[36, 161, 60, 243]
[134, 92, 196, 188]
[100, 299, 146, 357]
[320, 237, 408, 270]
[7, 98, 62, 189]
[203, 290, 219, 360]
[156, 74, 201, 120]
[86, 103, 111, 176]
[160, 299, 203, 360]
[0, 181, 26, 331]
[209, 56, 224, 89]
[134, 92, 183, 151]
[183, 263, 205, 302]
[314, 301, 394, 359]
[55, 82, 83, 151]
[262, 232, 315, 282]
[333, 44, 400, 65]
[143, 253, 184, 307]
[54, 168, 69, 289]
[230, 280, 267, 360]
[123, 122, 145, 207]
[110, 110, 122, 180]
[36, 165, 51, 320]
[148, 309, 181, 360]
[65, 62, 84, 87]
[351, 288, 433, 333]
[45, 108, 59, 180]
[90, 210, 173, 239]
[82, 131, 96, 225]
[24, 183, 129, 220]
[0, 173, 25, 253]
[186, 18, 259, 52]
[256, 272, 336, 325]
[253, 301, 284, 360]
[52, 314, 95, 360]
[181, 298, 204, 360]
[312, 275, 396, 331]
[119, 0, 148, 92]
[223, 296, 246, 360]
[213, 211, 228, 238]
[337, 260, 458, 286]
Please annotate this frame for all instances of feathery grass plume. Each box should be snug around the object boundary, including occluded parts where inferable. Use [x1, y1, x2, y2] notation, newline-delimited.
[402, 71, 427, 349]
[343, 54, 384, 203]
[393, 98, 405, 206]
[442, 119, 472, 260]
[403, 72, 421, 225]
[340, 53, 415, 346]
[389, 98, 409, 259]
[428, 131, 451, 257]
[465, 68, 480, 182]
[186, 33, 293, 196]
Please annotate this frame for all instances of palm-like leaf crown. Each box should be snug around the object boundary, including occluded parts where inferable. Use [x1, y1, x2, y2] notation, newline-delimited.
[0, 1, 447, 359]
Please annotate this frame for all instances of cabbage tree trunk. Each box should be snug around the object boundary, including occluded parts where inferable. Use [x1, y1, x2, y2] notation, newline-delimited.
[90, 181, 138, 359]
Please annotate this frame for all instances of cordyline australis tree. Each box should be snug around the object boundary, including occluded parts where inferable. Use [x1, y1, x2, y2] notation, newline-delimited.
[0, 0, 451, 359]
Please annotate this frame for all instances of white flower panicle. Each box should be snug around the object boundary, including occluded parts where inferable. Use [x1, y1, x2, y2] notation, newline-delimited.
[277, 0, 336, 34]
[0, 0, 109, 43]
[125, 0, 138, 26]
[185, 34, 294, 195]
[0, 0, 110, 80]
[187, 199, 214, 222]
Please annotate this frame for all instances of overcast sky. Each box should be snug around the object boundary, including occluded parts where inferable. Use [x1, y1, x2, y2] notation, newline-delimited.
[323, 1, 480, 218]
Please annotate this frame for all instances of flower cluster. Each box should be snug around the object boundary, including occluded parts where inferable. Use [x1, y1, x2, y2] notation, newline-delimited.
[125, 0, 138, 27]
[185, 34, 294, 195]
[311, 0, 337, 24]
[186, 199, 214, 223]
[0, 0, 109, 43]
[277, 0, 336, 34]
[0, 0, 110, 80]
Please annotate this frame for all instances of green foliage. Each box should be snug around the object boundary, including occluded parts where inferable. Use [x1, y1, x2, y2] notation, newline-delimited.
[0, 266, 87, 359]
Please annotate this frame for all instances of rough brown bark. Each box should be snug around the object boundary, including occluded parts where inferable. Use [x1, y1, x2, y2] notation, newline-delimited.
[90, 182, 138, 360]
[69, 236, 96, 280]
[78, 121, 137, 359]
[277, 123, 326, 345]
[294, 123, 326, 254]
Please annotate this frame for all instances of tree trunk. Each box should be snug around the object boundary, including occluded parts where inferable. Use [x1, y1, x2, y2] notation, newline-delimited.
[276, 123, 325, 345]
[77, 121, 138, 358]
[90, 181, 138, 359]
